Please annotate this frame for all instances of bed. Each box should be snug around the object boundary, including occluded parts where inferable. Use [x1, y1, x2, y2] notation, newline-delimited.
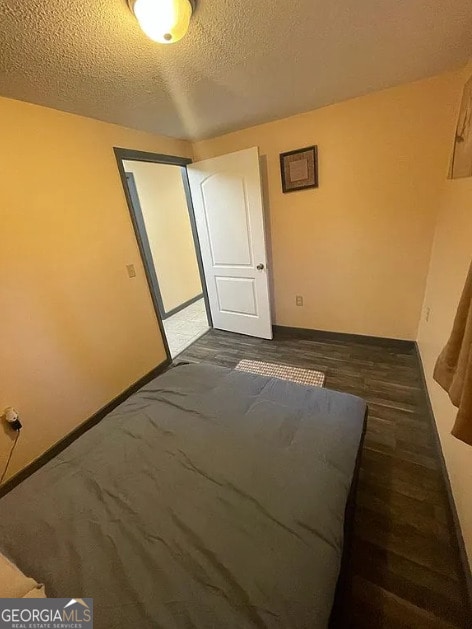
[0, 363, 366, 628]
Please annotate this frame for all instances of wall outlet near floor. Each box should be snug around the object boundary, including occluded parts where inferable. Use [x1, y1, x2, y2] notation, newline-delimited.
[425, 306, 431, 322]
[296, 295, 304, 307]
[2, 407, 22, 431]
[126, 264, 136, 279]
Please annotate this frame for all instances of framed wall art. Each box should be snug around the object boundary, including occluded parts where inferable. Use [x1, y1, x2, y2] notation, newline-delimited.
[280, 145, 318, 193]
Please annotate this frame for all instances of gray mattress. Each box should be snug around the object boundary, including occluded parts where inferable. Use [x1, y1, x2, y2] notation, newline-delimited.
[0, 363, 366, 629]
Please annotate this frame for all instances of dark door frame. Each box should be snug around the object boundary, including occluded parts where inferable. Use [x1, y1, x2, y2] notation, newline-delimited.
[113, 147, 213, 362]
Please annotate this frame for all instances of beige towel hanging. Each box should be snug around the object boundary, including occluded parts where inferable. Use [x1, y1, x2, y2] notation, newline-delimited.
[434, 260, 472, 445]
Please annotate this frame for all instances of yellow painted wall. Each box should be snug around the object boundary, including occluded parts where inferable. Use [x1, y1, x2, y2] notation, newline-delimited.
[417, 64, 472, 564]
[0, 96, 191, 479]
[123, 161, 202, 313]
[193, 72, 461, 340]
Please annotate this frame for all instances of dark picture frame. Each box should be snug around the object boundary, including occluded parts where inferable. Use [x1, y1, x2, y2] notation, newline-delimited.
[280, 145, 318, 193]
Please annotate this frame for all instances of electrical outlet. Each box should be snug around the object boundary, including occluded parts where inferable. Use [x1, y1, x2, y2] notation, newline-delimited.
[3, 407, 22, 431]
[425, 307, 431, 322]
[126, 264, 136, 279]
[296, 295, 304, 307]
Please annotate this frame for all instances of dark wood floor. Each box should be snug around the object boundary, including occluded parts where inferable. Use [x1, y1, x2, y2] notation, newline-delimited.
[177, 327, 471, 629]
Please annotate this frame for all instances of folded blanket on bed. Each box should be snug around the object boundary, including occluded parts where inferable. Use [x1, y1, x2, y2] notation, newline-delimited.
[0, 552, 46, 598]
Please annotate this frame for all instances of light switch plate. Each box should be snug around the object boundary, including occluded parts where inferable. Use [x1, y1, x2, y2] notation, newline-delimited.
[126, 264, 136, 279]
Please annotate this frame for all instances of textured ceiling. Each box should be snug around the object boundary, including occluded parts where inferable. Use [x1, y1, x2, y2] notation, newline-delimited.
[1, 0, 471, 140]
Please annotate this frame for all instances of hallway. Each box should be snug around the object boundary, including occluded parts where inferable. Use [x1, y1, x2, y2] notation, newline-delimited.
[163, 298, 209, 358]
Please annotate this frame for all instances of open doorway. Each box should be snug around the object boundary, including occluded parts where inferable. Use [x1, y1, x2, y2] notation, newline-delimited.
[116, 146, 273, 355]
[115, 149, 211, 359]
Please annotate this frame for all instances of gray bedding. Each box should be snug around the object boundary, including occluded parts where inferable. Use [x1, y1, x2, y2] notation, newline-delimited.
[0, 363, 366, 628]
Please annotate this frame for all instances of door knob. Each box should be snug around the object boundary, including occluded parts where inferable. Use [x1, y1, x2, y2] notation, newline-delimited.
[256, 263, 265, 270]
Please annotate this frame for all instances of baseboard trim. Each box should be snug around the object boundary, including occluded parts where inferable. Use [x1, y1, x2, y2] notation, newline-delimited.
[161, 293, 204, 320]
[413, 342, 472, 612]
[273, 325, 415, 350]
[0, 358, 171, 499]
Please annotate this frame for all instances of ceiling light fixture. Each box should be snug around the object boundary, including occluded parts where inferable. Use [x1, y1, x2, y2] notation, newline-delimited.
[128, 0, 195, 44]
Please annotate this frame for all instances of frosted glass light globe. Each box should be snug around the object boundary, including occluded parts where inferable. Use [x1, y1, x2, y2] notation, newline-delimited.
[132, 0, 193, 44]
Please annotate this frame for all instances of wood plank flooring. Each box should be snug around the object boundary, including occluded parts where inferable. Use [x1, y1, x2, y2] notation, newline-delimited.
[177, 327, 471, 628]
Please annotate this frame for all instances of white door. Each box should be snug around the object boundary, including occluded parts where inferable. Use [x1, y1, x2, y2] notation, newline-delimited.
[187, 147, 272, 339]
